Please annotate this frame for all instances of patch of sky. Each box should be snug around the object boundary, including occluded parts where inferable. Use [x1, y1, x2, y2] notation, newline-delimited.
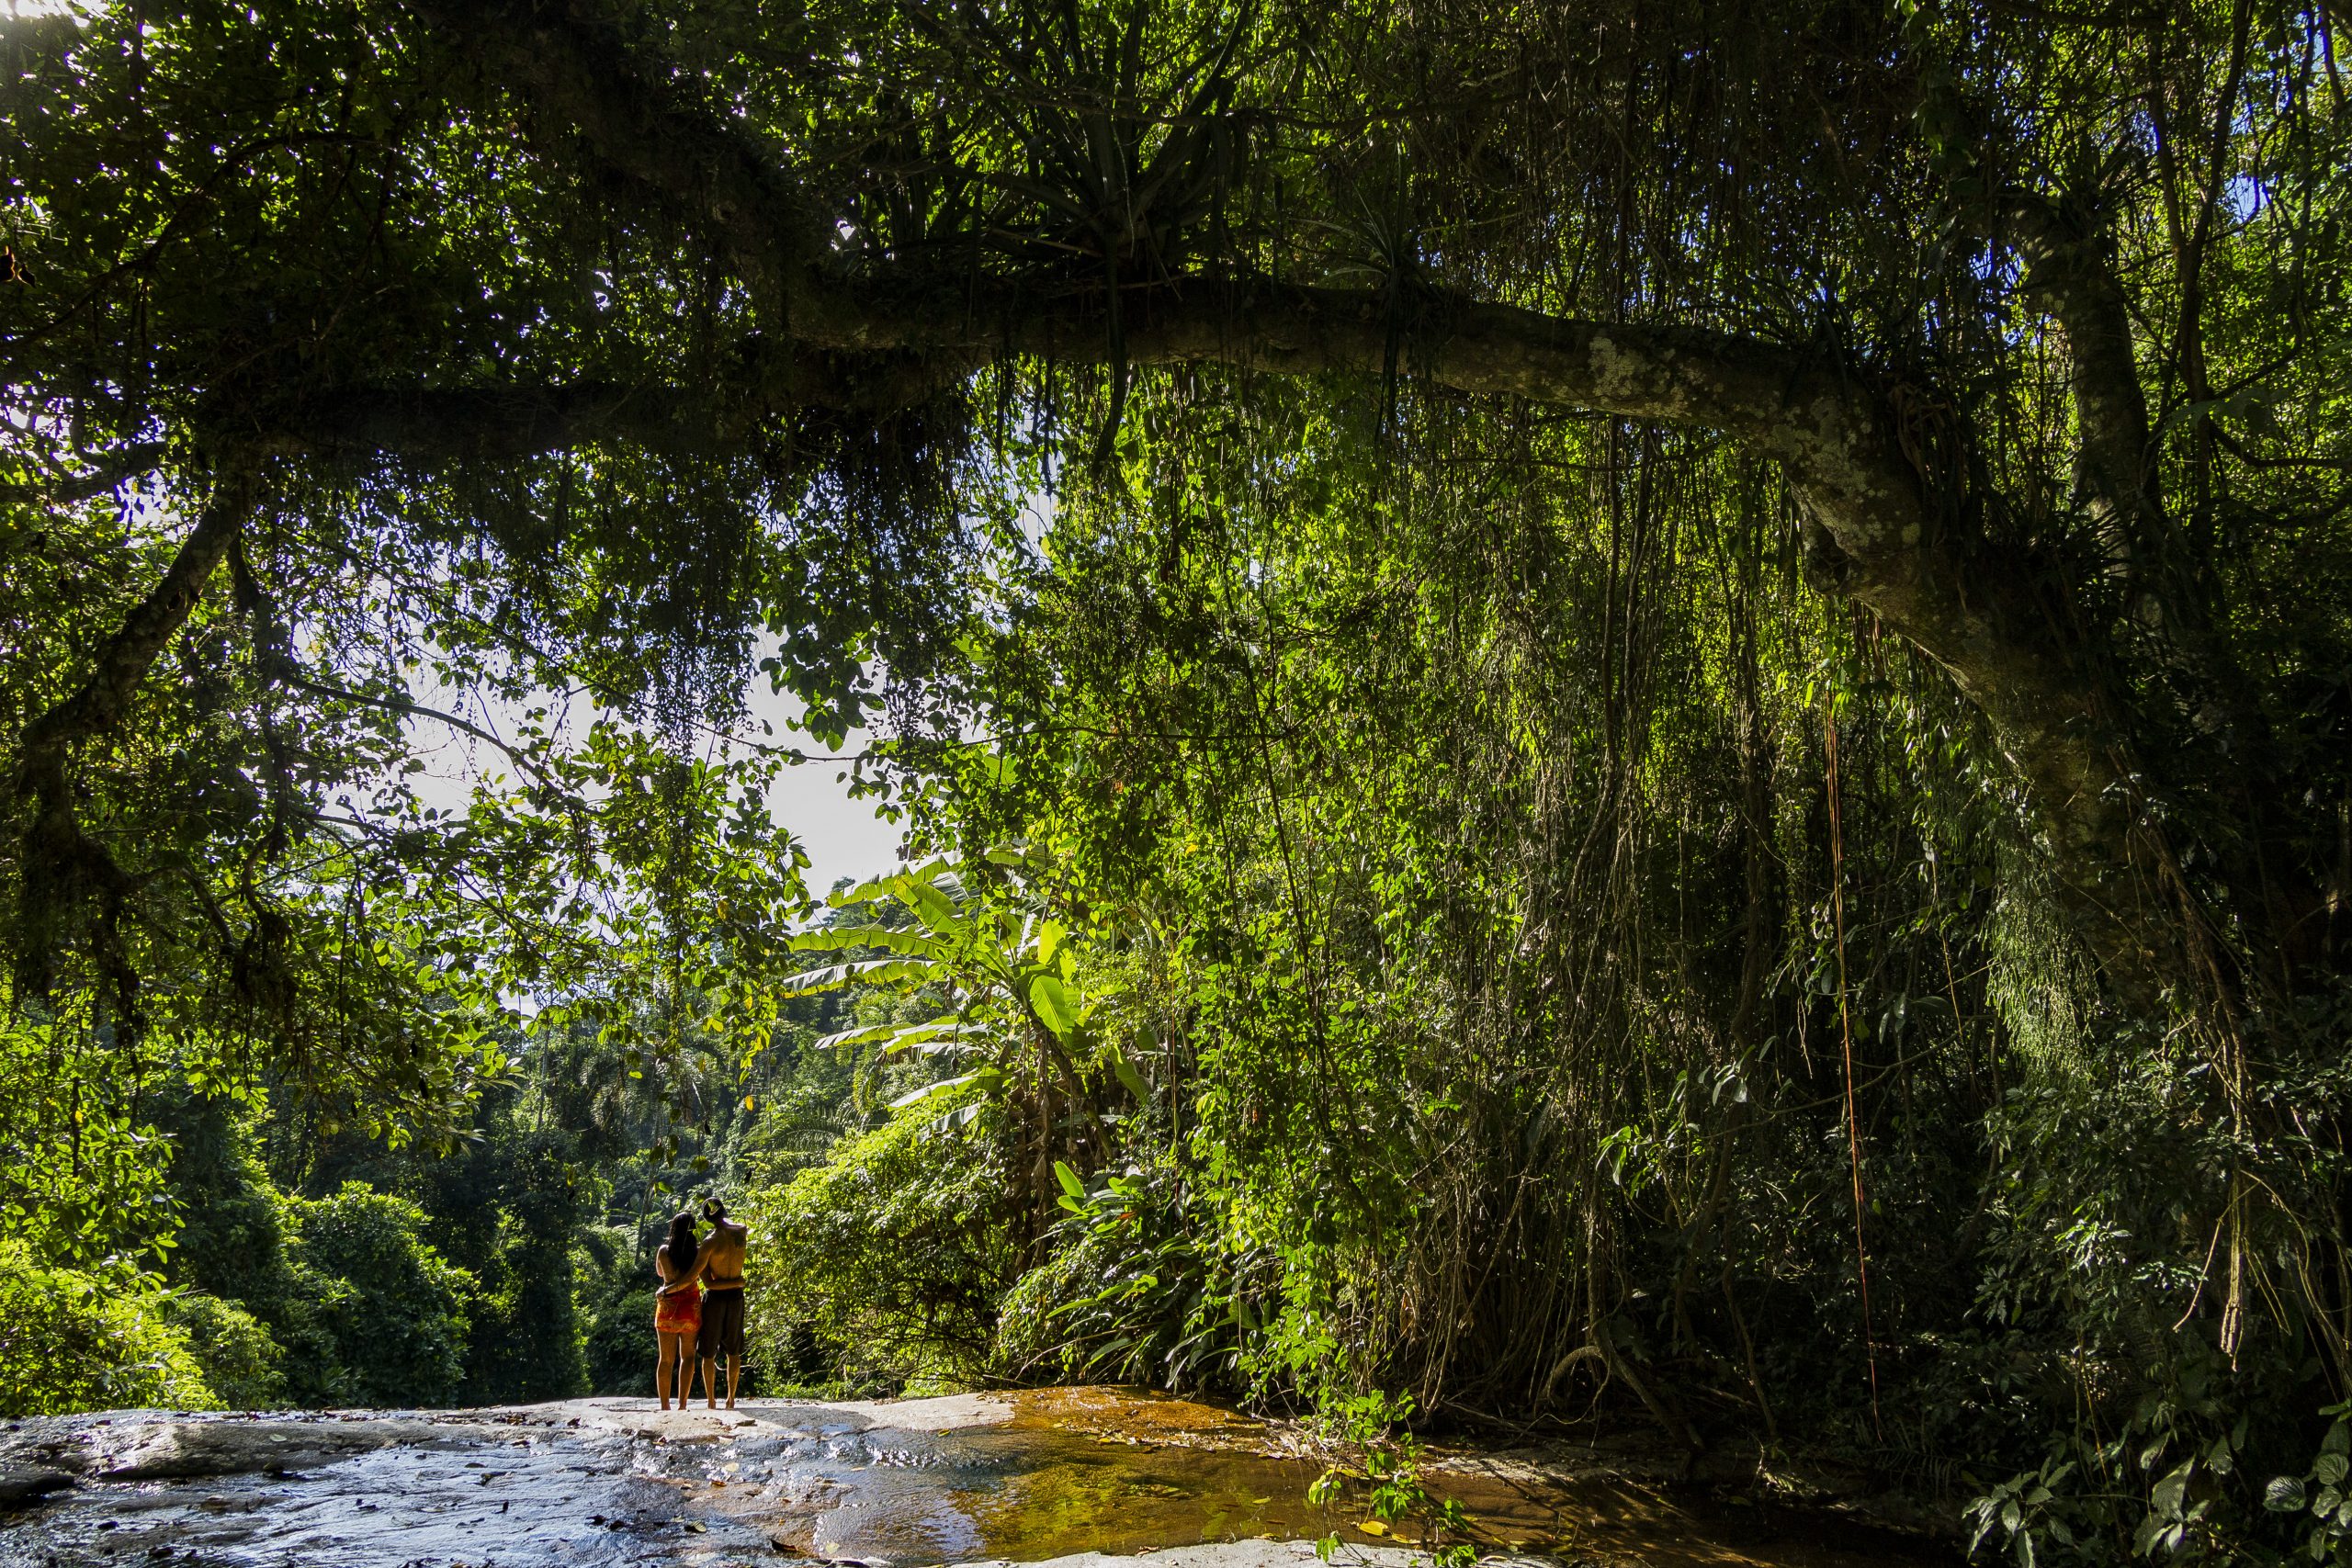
[0, 2, 103, 21]
[384, 638, 904, 899]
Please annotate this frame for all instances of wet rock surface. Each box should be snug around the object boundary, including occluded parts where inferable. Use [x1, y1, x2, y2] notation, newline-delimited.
[0, 1393, 1952, 1568]
[2, 1406, 776, 1568]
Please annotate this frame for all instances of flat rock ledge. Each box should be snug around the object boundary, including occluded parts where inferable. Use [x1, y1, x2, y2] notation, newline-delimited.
[2, 1401, 1573, 1568]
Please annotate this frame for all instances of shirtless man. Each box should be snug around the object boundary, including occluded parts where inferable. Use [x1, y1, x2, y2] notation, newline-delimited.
[690, 1196, 749, 1408]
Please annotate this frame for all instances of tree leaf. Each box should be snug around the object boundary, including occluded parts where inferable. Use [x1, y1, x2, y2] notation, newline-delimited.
[1114, 1055, 1149, 1102]
[790, 926, 951, 959]
[777, 956, 938, 996]
[889, 1067, 1004, 1111]
[1029, 975, 1079, 1035]
[2151, 1460, 2194, 1520]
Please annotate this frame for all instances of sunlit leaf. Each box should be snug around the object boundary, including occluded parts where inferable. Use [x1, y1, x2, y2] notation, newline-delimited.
[1029, 975, 1079, 1035]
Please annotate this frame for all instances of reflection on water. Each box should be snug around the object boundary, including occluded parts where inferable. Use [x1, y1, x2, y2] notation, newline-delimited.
[695, 1390, 1951, 1568]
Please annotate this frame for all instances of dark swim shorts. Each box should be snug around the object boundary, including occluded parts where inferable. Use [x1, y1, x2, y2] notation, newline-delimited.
[698, 1286, 745, 1359]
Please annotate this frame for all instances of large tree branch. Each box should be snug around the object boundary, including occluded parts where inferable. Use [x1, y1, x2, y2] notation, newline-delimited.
[233, 344, 972, 460]
[12, 472, 253, 998]
[243, 273, 2167, 996]
[820, 277, 2165, 993]
[251, 382, 733, 460]
[380, 3, 2191, 994]
[19, 474, 252, 763]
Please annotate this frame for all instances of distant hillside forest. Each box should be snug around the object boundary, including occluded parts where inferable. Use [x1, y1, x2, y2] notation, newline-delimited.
[6, 0, 2352, 1561]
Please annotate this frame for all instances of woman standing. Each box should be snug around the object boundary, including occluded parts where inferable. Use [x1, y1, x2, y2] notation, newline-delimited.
[652, 1211, 705, 1409]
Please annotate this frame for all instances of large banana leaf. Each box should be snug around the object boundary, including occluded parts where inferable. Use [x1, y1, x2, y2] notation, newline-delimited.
[1027, 973, 1080, 1036]
[814, 1017, 1002, 1053]
[789, 926, 954, 959]
[775, 956, 939, 997]
[888, 1066, 1006, 1111]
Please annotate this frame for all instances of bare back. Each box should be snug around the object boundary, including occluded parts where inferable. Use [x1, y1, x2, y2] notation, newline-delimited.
[695, 1220, 747, 1288]
[654, 1243, 697, 1295]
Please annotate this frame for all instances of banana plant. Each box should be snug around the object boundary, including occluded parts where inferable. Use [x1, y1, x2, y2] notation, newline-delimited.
[775, 851, 1148, 1134]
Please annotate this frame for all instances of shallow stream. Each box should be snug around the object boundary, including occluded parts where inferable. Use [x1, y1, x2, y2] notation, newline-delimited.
[1, 1389, 1951, 1568]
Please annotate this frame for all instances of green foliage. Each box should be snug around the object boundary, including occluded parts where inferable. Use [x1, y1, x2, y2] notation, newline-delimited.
[0, 1017, 179, 1270]
[582, 1291, 662, 1398]
[0, 1240, 216, 1416]
[156, 1089, 301, 1308]
[161, 1292, 287, 1410]
[285, 1184, 474, 1408]
[1306, 1393, 1474, 1568]
[780, 854, 1102, 1114]
[743, 1087, 1014, 1388]
[2259, 1404, 2352, 1566]
[0, 7, 2349, 1555]
[333, 1114, 592, 1405]
[997, 1155, 1236, 1389]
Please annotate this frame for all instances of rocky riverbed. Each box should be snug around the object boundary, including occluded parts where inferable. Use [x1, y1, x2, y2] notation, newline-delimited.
[0, 1389, 1952, 1568]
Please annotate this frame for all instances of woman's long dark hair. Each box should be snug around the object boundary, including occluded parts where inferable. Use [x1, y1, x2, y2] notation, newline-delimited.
[662, 1212, 698, 1277]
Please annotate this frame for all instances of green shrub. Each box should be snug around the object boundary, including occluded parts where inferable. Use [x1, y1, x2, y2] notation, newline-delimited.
[155, 1089, 303, 1309]
[743, 1093, 1012, 1390]
[573, 1224, 655, 1395]
[996, 1158, 1228, 1390]
[161, 1292, 288, 1409]
[0, 1241, 217, 1416]
[0, 1021, 180, 1273]
[286, 1183, 474, 1406]
[445, 1136, 591, 1404]
[583, 1285, 660, 1395]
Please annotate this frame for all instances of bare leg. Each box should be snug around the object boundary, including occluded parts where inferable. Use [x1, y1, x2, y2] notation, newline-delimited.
[700, 1357, 718, 1408]
[725, 1354, 739, 1408]
[656, 1331, 674, 1410]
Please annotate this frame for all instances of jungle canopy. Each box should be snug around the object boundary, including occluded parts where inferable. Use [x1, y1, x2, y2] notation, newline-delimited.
[4, 0, 2350, 1560]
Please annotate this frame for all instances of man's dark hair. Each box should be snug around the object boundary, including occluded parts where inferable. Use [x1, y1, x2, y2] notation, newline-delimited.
[701, 1196, 728, 1222]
